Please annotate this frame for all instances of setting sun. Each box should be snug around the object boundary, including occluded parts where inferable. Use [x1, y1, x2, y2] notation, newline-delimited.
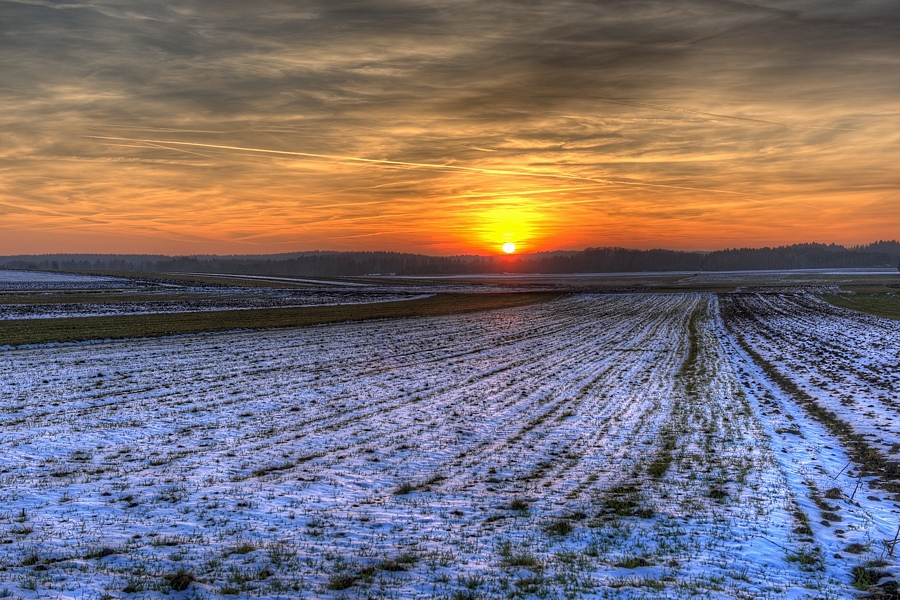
[502, 242, 516, 254]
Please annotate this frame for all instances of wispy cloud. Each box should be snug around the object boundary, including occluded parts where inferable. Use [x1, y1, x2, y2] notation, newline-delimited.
[84, 134, 754, 197]
[590, 99, 858, 131]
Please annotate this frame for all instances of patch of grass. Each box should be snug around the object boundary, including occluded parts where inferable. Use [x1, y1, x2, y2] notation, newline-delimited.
[122, 580, 144, 593]
[821, 293, 900, 321]
[506, 498, 529, 512]
[614, 556, 653, 569]
[150, 534, 187, 547]
[646, 449, 673, 479]
[9, 526, 33, 536]
[421, 473, 447, 488]
[708, 487, 729, 502]
[394, 481, 416, 495]
[164, 569, 194, 592]
[326, 572, 358, 591]
[844, 543, 867, 555]
[21, 553, 41, 567]
[378, 553, 419, 572]
[824, 487, 843, 499]
[225, 541, 256, 556]
[252, 461, 295, 477]
[0, 292, 561, 346]
[563, 510, 587, 521]
[499, 543, 541, 569]
[513, 574, 546, 594]
[852, 564, 889, 590]
[598, 486, 654, 519]
[458, 574, 484, 590]
[786, 547, 824, 571]
[543, 519, 574, 537]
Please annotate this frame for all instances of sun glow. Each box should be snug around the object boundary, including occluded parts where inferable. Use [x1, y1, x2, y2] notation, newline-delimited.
[463, 204, 548, 255]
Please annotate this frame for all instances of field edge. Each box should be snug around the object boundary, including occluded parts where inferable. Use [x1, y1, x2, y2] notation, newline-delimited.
[0, 292, 563, 347]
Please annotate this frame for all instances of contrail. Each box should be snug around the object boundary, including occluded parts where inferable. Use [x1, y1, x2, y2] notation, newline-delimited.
[86, 135, 750, 195]
[110, 141, 219, 160]
[87, 135, 633, 184]
[102, 125, 227, 134]
[86, 135, 602, 181]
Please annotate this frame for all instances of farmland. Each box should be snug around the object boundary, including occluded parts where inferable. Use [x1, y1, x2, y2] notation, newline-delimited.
[1, 270, 900, 598]
[821, 293, 900, 321]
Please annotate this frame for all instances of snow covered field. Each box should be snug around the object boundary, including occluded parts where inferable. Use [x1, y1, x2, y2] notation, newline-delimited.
[0, 270, 123, 291]
[723, 293, 900, 474]
[1, 293, 898, 598]
[0, 269, 424, 320]
[0, 290, 425, 320]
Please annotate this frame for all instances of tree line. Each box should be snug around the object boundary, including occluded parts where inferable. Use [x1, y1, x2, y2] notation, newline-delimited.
[2, 241, 899, 277]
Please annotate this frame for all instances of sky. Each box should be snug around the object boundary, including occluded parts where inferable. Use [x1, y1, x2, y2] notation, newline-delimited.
[2, 0, 899, 256]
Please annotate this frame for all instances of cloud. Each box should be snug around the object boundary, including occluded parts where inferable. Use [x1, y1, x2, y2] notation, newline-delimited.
[1, 0, 899, 253]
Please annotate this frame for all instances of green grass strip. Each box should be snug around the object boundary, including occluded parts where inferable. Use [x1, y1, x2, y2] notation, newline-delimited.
[820, 293, 900, 321]
[0, 292, 560, 347]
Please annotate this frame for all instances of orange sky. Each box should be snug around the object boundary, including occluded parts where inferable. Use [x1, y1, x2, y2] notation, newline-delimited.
[1, 0, 898, 256]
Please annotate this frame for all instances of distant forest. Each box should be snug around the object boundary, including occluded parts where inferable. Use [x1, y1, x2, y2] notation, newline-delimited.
[3, 241, 899, 277]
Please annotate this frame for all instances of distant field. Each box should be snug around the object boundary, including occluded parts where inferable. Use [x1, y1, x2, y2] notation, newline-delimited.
[73, 270, 349, 289]
[0, 291, 223, 305]
[821, 292, 900, 320]
[0, 292, 559, 346]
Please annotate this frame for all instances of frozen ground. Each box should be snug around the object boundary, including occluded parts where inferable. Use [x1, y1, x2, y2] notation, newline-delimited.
[0, 270, 123, 290]
[0, 269, 425, 319]
[0, 290, 427, 320]
[1, 294, 899, 598]
[723, 293, 900, 466]
[681, 269, 899, 282]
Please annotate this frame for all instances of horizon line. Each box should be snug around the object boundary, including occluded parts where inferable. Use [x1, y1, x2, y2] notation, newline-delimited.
[0, 239, 898, 261]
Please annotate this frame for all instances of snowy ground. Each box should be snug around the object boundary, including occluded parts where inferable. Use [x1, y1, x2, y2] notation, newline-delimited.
[0, 270, 124, 291]
[0, 269, 425, 320]
[0, 290, 427, 320]
[723, 293, 900, 471]
[2, 293, 899, 598]
[729, 294, 900, 460]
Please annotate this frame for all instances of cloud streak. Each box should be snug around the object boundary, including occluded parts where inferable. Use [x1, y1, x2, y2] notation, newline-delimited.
[85, 135, 753, 197]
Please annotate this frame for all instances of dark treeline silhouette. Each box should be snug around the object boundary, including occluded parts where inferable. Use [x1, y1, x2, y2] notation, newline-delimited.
[701, 242, 900, 271]
[2, 241, 899, 277]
